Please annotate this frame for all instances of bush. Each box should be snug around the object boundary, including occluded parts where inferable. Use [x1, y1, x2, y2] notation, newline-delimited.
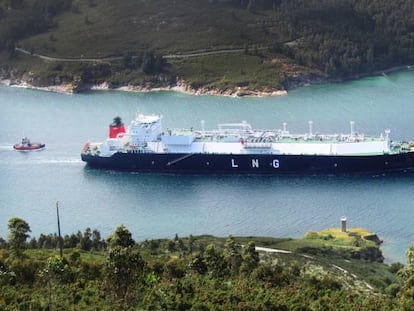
[389, 262, 404, 274]
[7, 258, 40, 284]
[304, 231, 319, 239]
[80, 63, 111, 83]
[164, 257, 186, 279]
[79, 260, 103, 280]
[385, 283, 401, 297]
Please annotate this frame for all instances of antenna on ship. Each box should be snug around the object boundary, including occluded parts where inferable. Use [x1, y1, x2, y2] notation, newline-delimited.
[201, 120, 205, 132]
[385, 129, 391, 141]
[350, 121, 355, 137]
[283, 122, 287, 133]
[308, 121, 313, 136]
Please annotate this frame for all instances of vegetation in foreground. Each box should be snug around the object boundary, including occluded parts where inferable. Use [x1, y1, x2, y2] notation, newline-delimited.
[1, 0, 414, 94]
[2, 216, 414, 310]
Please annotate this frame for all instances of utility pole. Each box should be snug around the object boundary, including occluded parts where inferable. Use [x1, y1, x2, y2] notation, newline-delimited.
[56, 201, 63, 258]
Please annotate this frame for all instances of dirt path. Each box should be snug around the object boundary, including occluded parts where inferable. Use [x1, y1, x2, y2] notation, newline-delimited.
[15, 46, 268, 62]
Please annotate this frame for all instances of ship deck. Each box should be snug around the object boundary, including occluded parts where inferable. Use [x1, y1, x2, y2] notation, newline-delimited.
[171, 128, 391, 144]
[164, 128, 413, 156]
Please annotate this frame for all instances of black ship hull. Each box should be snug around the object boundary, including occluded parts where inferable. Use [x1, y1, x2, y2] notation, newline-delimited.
[81, 152, 414, 174]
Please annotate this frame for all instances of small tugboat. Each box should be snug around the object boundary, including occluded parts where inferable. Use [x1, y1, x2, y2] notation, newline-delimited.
[13, 137, 46, 151]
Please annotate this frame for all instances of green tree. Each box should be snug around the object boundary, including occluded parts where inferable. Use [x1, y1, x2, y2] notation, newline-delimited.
[188, 234, 195, 254]
[80, 227, 92, 251]
[92, 228, 104, 250]
[39, 255, 72, 310]
[204, 244, 227, 278]
[189, 252, 207, 275]
[107, 224, 135, 248]
[0, 237, 7, 248]
[106, 245, 146, 306]
[105, 225, 143, 307]
[240, 241, 260, 275]
[142, 51, 155, 74]
[7, 217, 31, 257]
[224, 235, 242, 276]
[122, 51, 133, 68]
[398, 244, 414, 308]
[154, 55, 166, 72]
[164, 257, 186, 279]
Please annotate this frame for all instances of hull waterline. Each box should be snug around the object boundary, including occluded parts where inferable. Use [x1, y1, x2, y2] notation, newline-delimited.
[81, 152, 414, 174]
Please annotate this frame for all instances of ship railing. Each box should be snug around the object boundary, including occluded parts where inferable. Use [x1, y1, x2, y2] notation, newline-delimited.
[275, 133, 370, 143]
[195, 129, 251, 141]
[218, 122, 252, 132]
[126, 149, 154, 154]
[244, 142, 272, 149]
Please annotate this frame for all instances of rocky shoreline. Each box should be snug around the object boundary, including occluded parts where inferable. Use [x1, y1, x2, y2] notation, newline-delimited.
[0, 75, 289, 97]
[2, 64, 413, 97]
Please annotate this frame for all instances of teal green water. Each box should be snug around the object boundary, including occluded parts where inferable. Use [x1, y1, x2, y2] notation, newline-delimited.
[1, 71, 414, 262]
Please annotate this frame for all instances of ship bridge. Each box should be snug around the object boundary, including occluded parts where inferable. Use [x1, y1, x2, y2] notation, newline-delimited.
[129, 112, 162, 144]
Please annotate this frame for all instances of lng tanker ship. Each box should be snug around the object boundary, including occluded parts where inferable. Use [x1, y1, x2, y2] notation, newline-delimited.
[81, 112, 414, 174]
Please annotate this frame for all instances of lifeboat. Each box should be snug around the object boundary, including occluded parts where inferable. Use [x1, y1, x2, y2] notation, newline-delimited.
[13, 137, 46, 151]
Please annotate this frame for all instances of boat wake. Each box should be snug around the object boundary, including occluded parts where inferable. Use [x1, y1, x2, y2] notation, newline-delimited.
[0, 144, 13, 150]
[36, 159, 83, 165]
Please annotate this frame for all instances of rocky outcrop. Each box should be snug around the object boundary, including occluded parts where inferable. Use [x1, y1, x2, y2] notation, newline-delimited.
[281, 73, 327, 90]
[352, 246, 384, 263]
[363, 234, 383, 246]
[0, 67, 75, 93]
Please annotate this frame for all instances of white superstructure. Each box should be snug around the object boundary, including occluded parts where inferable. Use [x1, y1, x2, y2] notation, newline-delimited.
[85, 112, 396, 157]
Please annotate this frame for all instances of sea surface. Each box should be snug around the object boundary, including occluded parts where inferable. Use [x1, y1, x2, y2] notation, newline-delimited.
[2, 71, 414, 262]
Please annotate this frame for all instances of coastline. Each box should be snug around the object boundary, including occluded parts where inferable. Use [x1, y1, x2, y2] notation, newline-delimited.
[0, 78, 288, 97]
[1, 64, 413, 97]
[90, 81, 288, 97]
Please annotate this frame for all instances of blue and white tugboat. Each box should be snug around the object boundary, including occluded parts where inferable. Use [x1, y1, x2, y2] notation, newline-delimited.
[81, 112, 414, 174]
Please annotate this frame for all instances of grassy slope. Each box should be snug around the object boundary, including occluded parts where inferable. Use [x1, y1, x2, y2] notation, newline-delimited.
[21, 0, 281, 58]
[5, 0, 315, 93]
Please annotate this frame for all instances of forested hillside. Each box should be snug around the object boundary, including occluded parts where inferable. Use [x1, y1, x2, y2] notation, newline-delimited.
[1, 0, 414, 94]
[3, 217, 414, 310]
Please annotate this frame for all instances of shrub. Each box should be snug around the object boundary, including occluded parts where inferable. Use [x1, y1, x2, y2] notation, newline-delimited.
[385, 283, 401, 297]
[304, 231, 319, 239]
[164, 257, 186, 279]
